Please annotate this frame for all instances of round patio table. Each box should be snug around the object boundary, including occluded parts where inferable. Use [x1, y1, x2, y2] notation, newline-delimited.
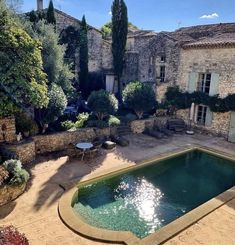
[76, 142, 93, 160]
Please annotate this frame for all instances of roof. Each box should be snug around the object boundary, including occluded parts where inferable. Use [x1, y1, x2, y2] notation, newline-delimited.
[183, 33, 235, 49]
[54, 9, 102, 34]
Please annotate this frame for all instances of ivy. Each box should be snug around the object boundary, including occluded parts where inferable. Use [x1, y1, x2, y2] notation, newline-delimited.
[165, 86, 235, 113]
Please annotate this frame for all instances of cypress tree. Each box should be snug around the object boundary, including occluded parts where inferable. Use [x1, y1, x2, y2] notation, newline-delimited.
[47, 0, 56, 25]
[79, 15, 89, 98]
[111, 0, 128, 102]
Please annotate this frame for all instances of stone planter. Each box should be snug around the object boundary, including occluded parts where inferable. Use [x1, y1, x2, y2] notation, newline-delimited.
[0, 183, 27, 206]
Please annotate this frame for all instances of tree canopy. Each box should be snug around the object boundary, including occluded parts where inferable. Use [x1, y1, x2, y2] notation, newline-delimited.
[0, 3, 48, 117]
[47, 0, 56, 25]
[79, 15, 89, 98]
[111, 0, 128, 102]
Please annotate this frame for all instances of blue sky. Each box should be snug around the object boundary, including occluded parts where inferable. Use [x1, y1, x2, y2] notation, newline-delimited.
[22, 0, 235, 31]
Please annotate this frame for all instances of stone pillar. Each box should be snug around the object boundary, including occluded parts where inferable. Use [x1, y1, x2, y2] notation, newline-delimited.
[37, 0, 43, 11]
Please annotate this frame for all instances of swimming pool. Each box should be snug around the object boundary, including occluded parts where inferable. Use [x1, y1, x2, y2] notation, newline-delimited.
[72, 149, 235, 239]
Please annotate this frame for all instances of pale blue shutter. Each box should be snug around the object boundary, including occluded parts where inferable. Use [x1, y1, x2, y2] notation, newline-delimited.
[205, 107, 213, 127]
[209, 73, 220, 96]
[188, 72, 198, 93]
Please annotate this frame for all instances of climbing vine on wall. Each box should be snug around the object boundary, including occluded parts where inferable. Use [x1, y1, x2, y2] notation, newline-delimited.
[165, 86, 235, 113]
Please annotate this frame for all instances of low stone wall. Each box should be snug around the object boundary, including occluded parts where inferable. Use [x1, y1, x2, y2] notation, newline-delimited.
[0, 183, 26, 206]
[2, 140, 36, 164]
[33, 127, 116, 155]
[0, 117, 16, 143]
[130, 117, 169, 133]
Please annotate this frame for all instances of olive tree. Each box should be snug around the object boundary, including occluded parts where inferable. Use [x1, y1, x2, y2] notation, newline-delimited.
[123, 81, 156, 119]
[87, 90, 118, 120]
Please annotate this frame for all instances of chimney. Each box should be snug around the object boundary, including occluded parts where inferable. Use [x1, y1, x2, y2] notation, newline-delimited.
[37, 0, 43, 11]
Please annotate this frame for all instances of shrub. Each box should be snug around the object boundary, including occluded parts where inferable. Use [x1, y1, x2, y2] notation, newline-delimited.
[87, 120, 109, 129]
[108, 115, 121, 126]
[15, 113, 37, 134]
[0, 166, 9, 186]
[61, 120, 75, 130]
[123, 81, 156, 119]
[3, 160, 22, 174]
[74, 113, 89, 128]
[2, 159, 29, 186]
[125, 113, 137, 122]
[87, 90, 118, 120]
[0, 226, 29, 245]
[9, 169, 29, 186]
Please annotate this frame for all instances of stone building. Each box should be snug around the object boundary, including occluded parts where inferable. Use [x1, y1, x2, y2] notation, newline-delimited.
[34, 0, 235, 141]
[176, 33, 235, 142]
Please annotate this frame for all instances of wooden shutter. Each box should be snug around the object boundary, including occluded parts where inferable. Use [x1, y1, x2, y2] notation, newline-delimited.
[205, 107, 213, 127]
[188, 72, 198, 93]
[209, 73, 220, 96]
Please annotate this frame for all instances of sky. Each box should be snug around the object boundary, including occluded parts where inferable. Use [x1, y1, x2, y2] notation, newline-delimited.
[21, 0, 235, 32]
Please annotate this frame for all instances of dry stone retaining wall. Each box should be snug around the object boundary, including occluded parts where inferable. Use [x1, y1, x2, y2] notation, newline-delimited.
[0, 117, 16, 143]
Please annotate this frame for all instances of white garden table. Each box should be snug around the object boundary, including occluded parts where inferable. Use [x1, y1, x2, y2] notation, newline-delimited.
[76, 142, 93, 160]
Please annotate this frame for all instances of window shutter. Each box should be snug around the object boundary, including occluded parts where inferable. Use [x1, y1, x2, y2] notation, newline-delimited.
[188, 72, 198, 93]
[209, 73, 220, 96]
[205, 107, 213, 127]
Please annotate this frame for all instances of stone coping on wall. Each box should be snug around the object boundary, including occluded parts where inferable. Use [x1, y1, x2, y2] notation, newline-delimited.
[58, 146, 235, 245]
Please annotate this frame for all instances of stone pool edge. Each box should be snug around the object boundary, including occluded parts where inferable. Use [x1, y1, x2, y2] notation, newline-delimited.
[58, 146, 235, 245]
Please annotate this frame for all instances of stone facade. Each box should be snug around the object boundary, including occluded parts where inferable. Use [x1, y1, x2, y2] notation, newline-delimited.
[0, 117, 16, 143]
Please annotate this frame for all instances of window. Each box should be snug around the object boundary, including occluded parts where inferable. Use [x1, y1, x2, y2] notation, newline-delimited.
[160, 55, 166, 62]
[160, 66, 165, 82]
[197, 105, 207, 125]
[197, 73, 211, 94]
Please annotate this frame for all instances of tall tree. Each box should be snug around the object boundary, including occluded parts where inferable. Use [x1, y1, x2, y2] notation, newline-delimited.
[0, 2, 48, 117]
[47, 0, 56, 25]
[111, 0, 128, 102]
[79, 15, 89, 98]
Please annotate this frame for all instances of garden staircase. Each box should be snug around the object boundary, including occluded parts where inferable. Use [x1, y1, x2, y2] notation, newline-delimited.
[116, 124, 132, 136]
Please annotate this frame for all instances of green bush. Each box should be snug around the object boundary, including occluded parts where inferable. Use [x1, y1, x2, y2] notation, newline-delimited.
[9, 169, 29, 186]
[2, 159, 29, 186]
[61, 120, 75, 130]
[87, 120, 109, 129]
[108, 116, 121, 126]
[3, 159, 22, 174]
[123, 81, 156, 119]
[15, 113, 38, 135]
[87, 90, 118, 120]
[125, 113, 138, 122]
[74, 113, 89, 128]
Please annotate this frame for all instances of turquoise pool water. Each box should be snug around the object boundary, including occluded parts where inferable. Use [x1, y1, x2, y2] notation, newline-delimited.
[73, 150, 235, 239]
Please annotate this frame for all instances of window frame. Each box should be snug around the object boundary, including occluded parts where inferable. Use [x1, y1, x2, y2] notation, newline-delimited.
[196, 105, 208, 125]
[197, 73, 211, 94]
[160, 65, 166, 83]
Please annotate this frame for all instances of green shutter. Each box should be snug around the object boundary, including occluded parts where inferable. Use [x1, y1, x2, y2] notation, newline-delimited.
[209, 73, 220, 96]
[188, 72, 198, 93]
[205, 107, 213, 127]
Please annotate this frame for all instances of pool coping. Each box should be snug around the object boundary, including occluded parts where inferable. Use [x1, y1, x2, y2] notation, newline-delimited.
[58, 146, 235, 245]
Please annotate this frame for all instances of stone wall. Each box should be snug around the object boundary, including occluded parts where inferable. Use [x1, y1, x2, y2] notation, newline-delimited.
[178, 47, 235, 97]
[130, 117, 168, 134]
[176, 109, 231, 137]
[33, 127, 116, 155]
[0, 117, 16, 143]
[55, 10, 105, 73]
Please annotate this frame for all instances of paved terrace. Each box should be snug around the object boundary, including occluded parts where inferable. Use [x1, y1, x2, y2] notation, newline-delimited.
[0, 133, 235, 245]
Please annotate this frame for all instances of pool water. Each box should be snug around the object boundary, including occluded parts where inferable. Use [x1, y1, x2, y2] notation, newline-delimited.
[73, 150, 235, 239]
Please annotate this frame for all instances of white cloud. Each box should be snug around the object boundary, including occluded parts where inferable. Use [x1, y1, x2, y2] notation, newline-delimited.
[109, 11, 112, 15]
[199, 13, 219, 19]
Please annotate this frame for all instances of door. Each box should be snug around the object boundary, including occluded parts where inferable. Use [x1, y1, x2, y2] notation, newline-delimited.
[228, 111, 235, 143]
